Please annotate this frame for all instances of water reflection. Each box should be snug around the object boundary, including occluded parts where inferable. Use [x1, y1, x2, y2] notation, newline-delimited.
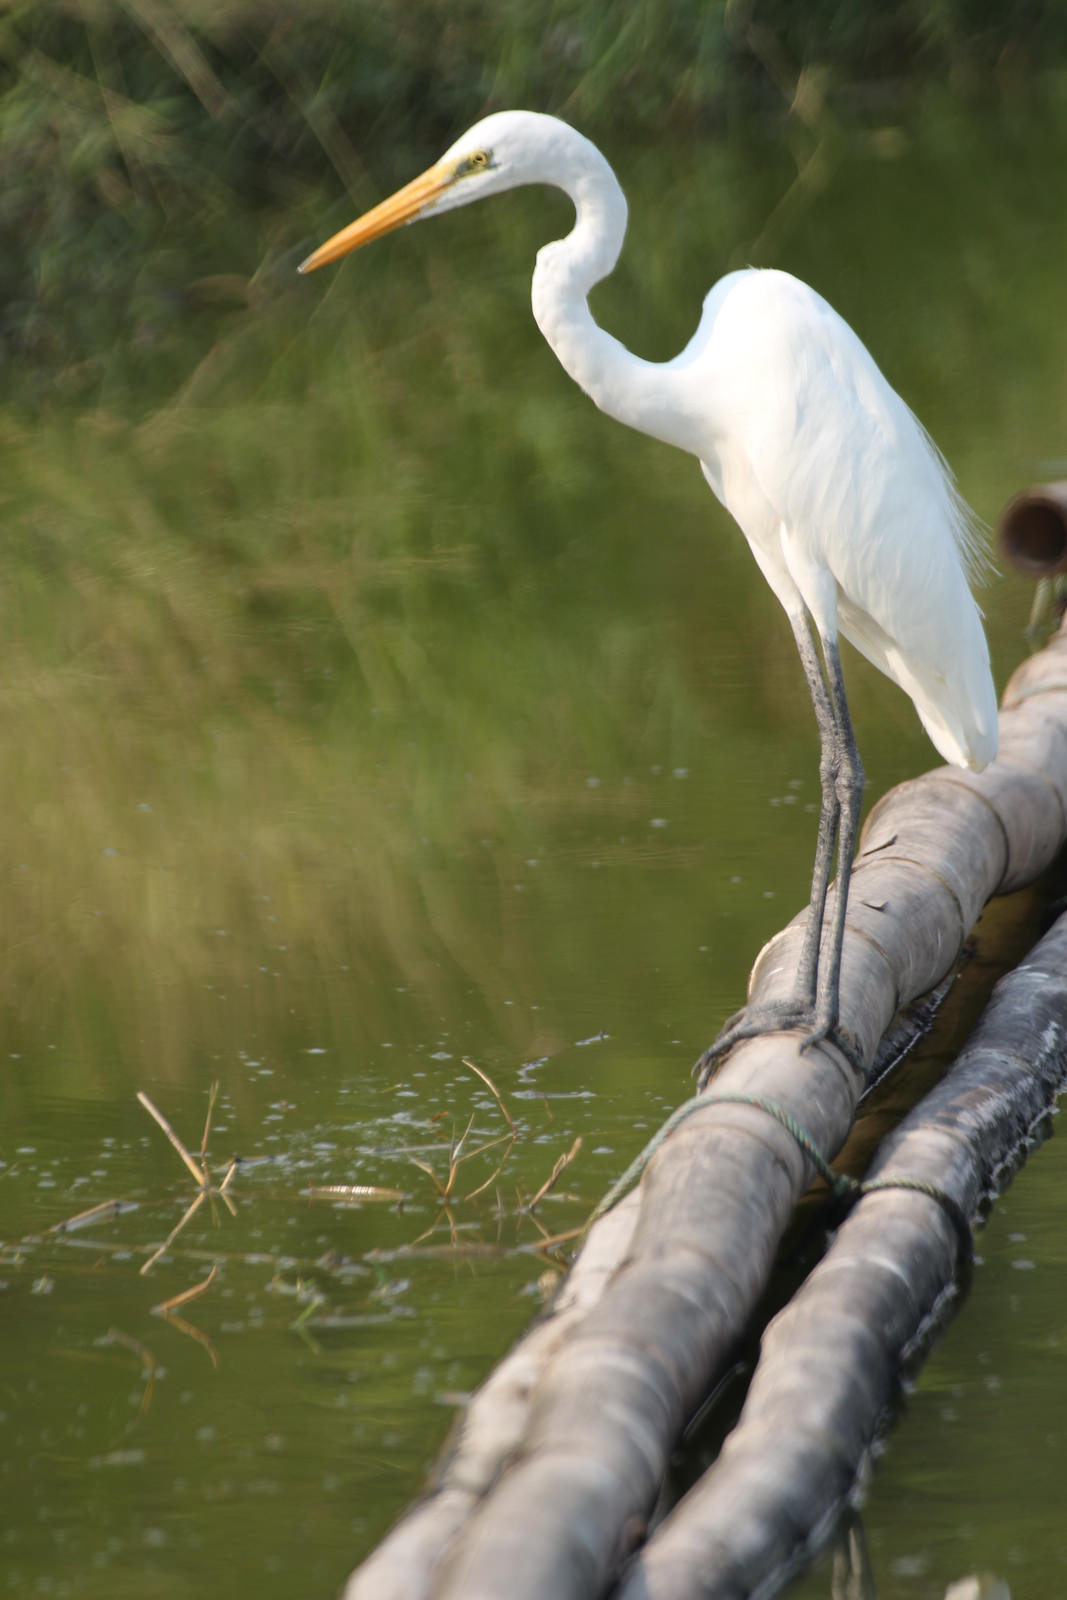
[828, 1511, 1012, 1600]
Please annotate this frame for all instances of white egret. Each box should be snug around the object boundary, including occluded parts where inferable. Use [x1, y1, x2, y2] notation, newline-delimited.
[300, 110, 998, 1080]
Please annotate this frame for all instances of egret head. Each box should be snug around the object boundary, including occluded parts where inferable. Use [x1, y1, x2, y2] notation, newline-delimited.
[299, 111, 584, 274]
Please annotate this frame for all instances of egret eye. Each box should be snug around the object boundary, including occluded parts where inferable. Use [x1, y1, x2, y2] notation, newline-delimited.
[458, 149, 491, 177]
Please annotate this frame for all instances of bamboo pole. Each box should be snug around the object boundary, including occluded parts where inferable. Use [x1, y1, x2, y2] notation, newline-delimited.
[621, 904, 1067, 1599]
[343, 617, 1067, 1600]
[345, 1197, 643, 1600]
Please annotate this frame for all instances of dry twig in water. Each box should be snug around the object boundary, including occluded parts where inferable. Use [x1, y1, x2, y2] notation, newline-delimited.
[106, 1326, 159, 1417]
[525, 1138, 582, 1212]
[136, 1091, 208, 1188]
[51, 1198, 135, 1233]
[463, 1134, 517, 1201]
[199, 1081, 220, 1167]
[305, 1184, 406, 1203]
[461, 1058, 516, 1131]
[140, 1190, 208, 1276]
[153, 1263, 218, 1316]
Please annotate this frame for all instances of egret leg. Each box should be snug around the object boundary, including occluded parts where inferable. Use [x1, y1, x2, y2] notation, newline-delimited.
[787, 612, 842, 1011]
[800, 635, 864, 1051]
[693, 620, 863, 1088]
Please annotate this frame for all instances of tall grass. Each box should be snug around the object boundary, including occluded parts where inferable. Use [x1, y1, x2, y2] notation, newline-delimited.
[1, 74, 1062, 1086]
[0, 200, 719, 1080]
[5, 0, 1067, 397]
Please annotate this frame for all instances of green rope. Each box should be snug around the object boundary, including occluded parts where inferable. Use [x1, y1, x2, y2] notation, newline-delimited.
[587, 1089, 973, 1262]
[854, 1173, 974, 1263]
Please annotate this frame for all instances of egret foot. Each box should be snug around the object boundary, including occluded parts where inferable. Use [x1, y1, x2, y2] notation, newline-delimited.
[693, 1001, 862, 1090]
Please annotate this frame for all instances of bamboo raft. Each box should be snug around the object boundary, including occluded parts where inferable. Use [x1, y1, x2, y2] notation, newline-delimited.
[345, 556, 1067, 1598]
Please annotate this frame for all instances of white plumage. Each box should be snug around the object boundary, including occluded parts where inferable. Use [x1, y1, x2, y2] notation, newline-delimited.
[301, 109, 998, 1070]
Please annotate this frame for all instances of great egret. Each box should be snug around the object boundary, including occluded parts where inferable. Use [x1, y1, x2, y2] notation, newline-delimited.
[300, 110, 998, 1080]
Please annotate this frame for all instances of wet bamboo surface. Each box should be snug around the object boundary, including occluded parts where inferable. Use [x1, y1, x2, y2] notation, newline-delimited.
[344, 616, 1067, 1600]
[621, 905, 1067, 1598]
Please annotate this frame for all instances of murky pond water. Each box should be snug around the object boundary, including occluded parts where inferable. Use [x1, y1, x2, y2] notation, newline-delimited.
[2, 93, 1066, 1597]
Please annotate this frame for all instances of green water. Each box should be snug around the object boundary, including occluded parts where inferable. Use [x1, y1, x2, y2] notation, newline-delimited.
[2, 93, 1066, 1597]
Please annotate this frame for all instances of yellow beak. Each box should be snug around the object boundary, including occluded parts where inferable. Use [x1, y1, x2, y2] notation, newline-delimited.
[298, 161, 456, 274]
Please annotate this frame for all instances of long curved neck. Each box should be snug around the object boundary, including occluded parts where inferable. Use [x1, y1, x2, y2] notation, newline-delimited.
[530, 144, 697, 455]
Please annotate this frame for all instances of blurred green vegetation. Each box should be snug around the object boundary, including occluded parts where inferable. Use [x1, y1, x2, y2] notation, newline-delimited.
[0, 20, 1065, 1591]
[0, 2, 1062, 1080]
[1, 43, 1063, 1079]
[5, 0, 1067, 396]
